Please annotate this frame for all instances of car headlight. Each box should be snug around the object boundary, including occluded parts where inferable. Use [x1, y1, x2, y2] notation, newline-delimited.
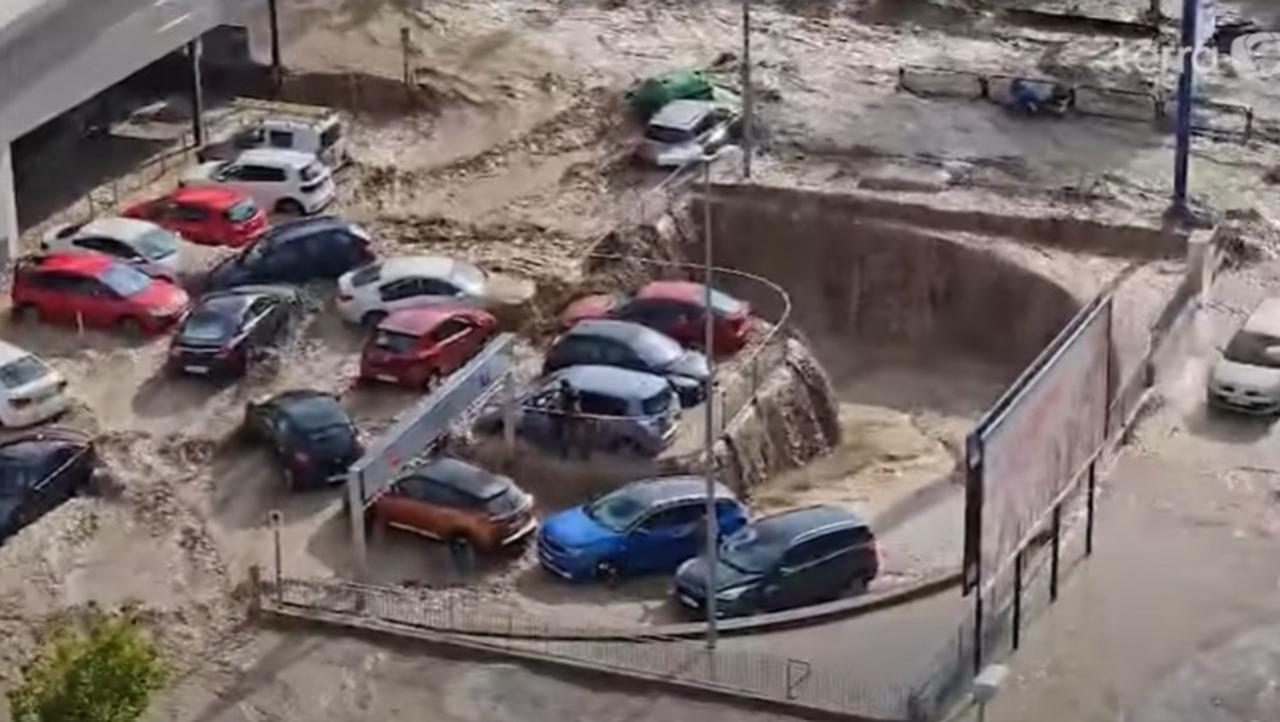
[715, 585, 752, 602]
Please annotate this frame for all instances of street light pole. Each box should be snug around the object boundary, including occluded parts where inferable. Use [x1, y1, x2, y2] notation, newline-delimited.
[741, 0, 753, 179]
[702, 156, 719, 648]
[1172, 0, 1201, 218]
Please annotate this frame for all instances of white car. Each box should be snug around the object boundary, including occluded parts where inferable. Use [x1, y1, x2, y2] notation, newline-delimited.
[0, 342, 71, 428]
[336, 255, 489, 326]
[181, 148, 335, 216]
[637, 99, 740, 167]
[42, 217, 182, 274]
[1209, 297, 1280, 414]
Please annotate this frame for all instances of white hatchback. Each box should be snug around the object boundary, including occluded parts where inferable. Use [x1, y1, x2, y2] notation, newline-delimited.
[182, 148, 335, 216]
[42, 217, 183, 274]
[0, 342, 71, 428]
[336, 255, 489, 326]
[1209, 297, 1280, 414]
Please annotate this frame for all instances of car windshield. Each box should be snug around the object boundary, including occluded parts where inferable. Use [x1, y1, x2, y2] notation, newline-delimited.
[644, 123, 695, 144]
[299, 162, 324, 183]
[709, 289, 746, 316]
[642, 389, 673, 416]
[224, 200, 258, 223]
[373, 330, 419, 354]
[584, 490, 648, 533]
[632, 331, 684, 367]
[350, 263, 382, 287]
[136, 228, 179, 259]
[0, 355, 49, 389]
[181, 309, 237, 343]
[99, 265, 151, 296]
[719, 525, 787, 574]
[485, 487, 524, 516]
[1224, 330, 1280, 369]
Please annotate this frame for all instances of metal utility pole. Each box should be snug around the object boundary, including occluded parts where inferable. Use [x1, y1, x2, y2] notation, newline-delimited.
[187, 39, 205, 146]
[1172, 0, 1201, 218]
[741, 0, 753, 179]
[702, 157, 720, 648]
[268, 0, 284, 96]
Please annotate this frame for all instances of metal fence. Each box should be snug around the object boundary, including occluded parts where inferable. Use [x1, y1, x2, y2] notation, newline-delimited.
[83, 135, 195, 217]
[265, 577, 915, 721]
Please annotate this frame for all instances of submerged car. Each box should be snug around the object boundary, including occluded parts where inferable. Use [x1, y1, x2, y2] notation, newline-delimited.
[371, 458, 536, 552]
[543, 319, 709, 407]
[537, 476, 747, 582]
[241, 390, 362, 490]
[1209, 297, 1280, 414]
[359, 306, 496, 389]
[674, 505, 880, 617]
[481, 365, 681, 458]
[337, 255, 490, 327]
[636, 99, 739, 167]
[0, 342, 71, 428]
[169, 286, 301, 378]
[205, 217, 374, 290]
[561, 281, 752, 355]
[12, 253, 190, 337]
[124, 186, 268, 248]
[0, 429, 95, 544]
[42, 216, 183, 276]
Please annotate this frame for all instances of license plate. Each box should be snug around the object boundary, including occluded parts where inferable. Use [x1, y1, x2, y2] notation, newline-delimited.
[184, 365, 209, 375]
[375, 374, 398, 383]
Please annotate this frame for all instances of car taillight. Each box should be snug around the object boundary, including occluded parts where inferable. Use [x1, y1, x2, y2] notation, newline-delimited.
[293, 451, 310, 465]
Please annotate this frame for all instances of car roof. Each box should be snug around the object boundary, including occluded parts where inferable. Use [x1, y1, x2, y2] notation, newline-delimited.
[32, 252, 114, 275]
[637, 280, 706, 305]
[615, 475, 735, 506]
[544, 365, 672, 398]
[0, 340, 31, 366]
[170, 186, 248, 209]
[196, 290, 256, 316]
[566, 318, 676, 348]
[649, 99, 716, 130]
[236, 148, 318, 168]
[751, 505, 869, 544]
[1245, 298, 1280, 336]
[414, 457, 512, 500]
[267, 390, 346, 423]
[378, 255, 473, 282]
[380, 306, 478, 335]
[265, 216, 348, 242]
[76, 216, 162, 243]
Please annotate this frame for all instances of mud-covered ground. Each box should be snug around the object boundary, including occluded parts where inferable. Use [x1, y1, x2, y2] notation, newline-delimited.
[3, 0, 1275, 719]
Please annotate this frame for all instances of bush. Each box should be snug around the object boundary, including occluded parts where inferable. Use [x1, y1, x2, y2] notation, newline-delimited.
[8, 608, 167, 722]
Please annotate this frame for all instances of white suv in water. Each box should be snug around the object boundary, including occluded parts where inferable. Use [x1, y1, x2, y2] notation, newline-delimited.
[0, 342, 70, 428]
[1209, 297, 1280, 414]
[182, 149, 335, 216]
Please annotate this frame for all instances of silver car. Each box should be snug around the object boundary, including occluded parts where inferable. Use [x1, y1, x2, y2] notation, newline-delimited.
[636, 100, 740, 167]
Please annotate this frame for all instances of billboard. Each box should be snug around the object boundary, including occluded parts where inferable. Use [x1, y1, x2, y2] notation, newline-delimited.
[964, 297, 1111, 595]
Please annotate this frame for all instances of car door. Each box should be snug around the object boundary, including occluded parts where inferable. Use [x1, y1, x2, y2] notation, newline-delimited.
[395, 277, 462, 314]
[227, 164, 286, 206]
[22, 271, 77, 322]
[170, 202, 211, 241]
[767, 532, 845, 610]
[66, 276, 125, 327]
[427, 317, 475, 374]
[626, 502, 705, 574]
[378, 476, 437, 535]
[600, 338, 650, 375]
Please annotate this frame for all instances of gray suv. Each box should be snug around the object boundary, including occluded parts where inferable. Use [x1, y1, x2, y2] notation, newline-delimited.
[482, 365, 680, 457]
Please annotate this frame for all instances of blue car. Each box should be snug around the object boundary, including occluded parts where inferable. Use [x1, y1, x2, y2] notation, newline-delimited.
[537, 476, 748, 582]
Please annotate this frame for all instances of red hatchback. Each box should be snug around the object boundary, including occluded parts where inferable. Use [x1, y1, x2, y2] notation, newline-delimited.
[560, 281, 752, 355]
[123, 186, 267, 248]
[359, 306, 497, 389]
[12, 253, 190, 337]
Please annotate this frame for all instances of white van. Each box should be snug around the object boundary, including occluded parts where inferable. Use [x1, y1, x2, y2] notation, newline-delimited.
[198, 100, 347, 169]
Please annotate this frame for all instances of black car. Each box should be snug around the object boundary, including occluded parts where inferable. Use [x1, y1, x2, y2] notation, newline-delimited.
[206, 217, 375, 290]
[242, 390, 362, 490]
[0, 430, 95, 544]
[673, 505, 880, 617]
[543, 319, 709, 407]
[169, 285, 301, 378]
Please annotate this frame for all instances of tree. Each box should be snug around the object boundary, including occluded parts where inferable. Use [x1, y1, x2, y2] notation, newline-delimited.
[8, 607, 168, 722]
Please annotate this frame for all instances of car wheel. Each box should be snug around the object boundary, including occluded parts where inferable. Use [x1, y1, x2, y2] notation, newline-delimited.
[14, 304, 40, 325]
[119, 317, 144, 341]
[595, 560, 620, 586]
[275, 198, 305, 216]
[449, 535, 476, 572]
[361, 310, 387, 329]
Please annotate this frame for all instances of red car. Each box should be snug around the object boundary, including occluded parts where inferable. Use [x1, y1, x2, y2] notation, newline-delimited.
[560, 281, 751, 354]
[359, 306, 497, 389]
[12, 253, 190, 337]
[123, 186, 267, 248]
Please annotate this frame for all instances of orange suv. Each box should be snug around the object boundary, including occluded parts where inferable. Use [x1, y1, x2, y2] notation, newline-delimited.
[372, 458, 536, 552]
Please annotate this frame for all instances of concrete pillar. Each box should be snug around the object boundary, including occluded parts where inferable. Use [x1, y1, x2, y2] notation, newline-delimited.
[188, 39, 205, 146]
[0, 143, 17, 267]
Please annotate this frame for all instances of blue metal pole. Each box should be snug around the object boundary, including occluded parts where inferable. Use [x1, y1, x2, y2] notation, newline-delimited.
[1172, 0, 1200, 217]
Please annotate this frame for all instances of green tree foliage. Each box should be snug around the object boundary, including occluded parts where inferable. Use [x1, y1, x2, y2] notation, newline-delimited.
[8, 608, 167, 722]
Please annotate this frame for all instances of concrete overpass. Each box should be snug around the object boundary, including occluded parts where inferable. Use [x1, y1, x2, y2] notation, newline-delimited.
[0, 0, 255, 261]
